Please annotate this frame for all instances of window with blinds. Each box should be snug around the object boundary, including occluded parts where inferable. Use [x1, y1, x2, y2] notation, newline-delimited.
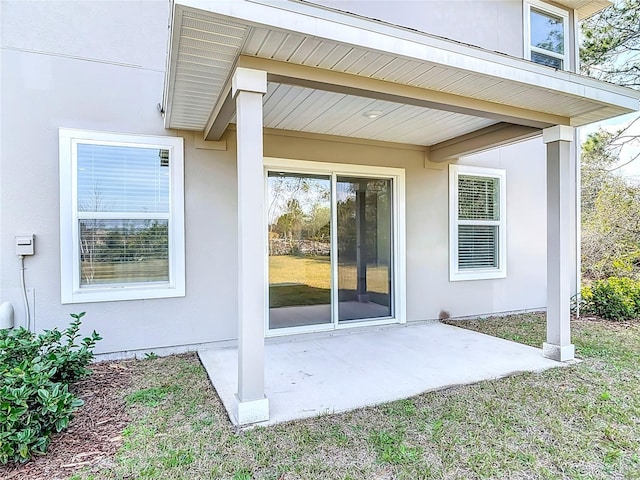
[59, 129, 185, 303]
[77, 144, 170, 286]
[449, 165, 506, 281]
[458, 225, 498, 269]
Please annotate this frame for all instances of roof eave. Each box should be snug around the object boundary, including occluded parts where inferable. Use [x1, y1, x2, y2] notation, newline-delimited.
[551, 0, 613, 19]
[164, 0, 639, 134]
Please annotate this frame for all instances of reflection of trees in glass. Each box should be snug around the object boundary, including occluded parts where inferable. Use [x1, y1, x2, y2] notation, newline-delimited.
[80, 220, 168, 284]
[308, 204, 331, 242]
[535, 23, 563, 53]
[337, 195, 356, 260]
[79, 181, 111, 284]
[337, 179, 390, 263]
[458, 176, 499, 221]
[80, 219, 97, 284]
[269, 176, 305, 228]
[77, 145, 171, 285]
[275, 199, 304, 242]
[531, 9, 563, 53]
[79, 179, 169, 285]
[268, 175, 331, 252]
[272, 201, 330, 245]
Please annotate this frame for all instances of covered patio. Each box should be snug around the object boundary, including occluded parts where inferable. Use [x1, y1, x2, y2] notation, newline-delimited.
[199, 321, 565, 426]
[164, 1, 640, 424]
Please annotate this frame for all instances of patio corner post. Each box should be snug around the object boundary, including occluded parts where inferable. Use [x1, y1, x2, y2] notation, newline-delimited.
[233, 67, 269, 424]
[543, 125, 576, 362]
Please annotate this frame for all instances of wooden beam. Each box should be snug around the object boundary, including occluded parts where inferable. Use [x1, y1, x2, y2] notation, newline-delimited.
[427, 123, 542, 162]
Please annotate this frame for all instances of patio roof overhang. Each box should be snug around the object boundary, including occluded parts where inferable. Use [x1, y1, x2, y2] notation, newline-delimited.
[163, 0, 639, 156]
[553, 0, 612, 19]
[162, 0, 635, 425]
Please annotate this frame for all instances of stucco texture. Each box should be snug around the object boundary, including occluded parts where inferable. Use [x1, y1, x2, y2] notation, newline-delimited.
[0, 0, 555, 355]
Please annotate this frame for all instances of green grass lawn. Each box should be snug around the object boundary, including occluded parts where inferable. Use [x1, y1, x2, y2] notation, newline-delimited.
[269, 255, 390, 307]
[269, 255, 390, 292]
[74, 313, 640, 479]
[269, 284, 331, 307]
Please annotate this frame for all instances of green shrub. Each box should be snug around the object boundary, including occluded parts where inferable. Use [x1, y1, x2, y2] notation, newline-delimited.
[0, 312, 102, 464]
[581, 277, 640, 321]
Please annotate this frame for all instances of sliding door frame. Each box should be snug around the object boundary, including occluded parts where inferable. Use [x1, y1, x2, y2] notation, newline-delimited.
[264, 157, 406, 338]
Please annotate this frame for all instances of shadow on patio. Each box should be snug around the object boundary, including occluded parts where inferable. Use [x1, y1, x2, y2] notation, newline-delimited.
[198, 322, 566, 426]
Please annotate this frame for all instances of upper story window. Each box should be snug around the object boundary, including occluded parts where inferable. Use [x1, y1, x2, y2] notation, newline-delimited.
[59, 129, 185, 303]
[525, 0, 569, 70]
[449, 165, 507, 281]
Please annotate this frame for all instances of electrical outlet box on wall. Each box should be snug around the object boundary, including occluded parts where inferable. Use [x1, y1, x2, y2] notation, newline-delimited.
[15, 234, 35, 255]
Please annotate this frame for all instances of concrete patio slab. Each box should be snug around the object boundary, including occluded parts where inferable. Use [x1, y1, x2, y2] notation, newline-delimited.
[198, 322, 565, 426]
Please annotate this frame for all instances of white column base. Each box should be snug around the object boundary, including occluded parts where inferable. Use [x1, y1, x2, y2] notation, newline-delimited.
[542, 342, 575, 362]
[234, 395, 269, 425]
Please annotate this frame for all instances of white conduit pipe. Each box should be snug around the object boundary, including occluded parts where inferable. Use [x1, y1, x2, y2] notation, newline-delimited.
[19, 255, 30, 331]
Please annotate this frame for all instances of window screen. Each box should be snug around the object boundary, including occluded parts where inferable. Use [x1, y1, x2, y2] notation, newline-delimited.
[458, 175, 499, 221]
[60, 128, 184, 304]
[457, 175, 500, 270]
[449, 165, 506, 281]
[76, 144, 171, 286]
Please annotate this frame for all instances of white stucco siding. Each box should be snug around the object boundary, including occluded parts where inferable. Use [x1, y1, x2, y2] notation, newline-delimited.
[263, 133, 548, 322]
[301, 0, 525, 58]
[0, 1, 239, 353]
[1, 0, 552, 355]
[0, 49, 241, 352]
[445, 140, 548, 317]
[0, 0, 168, 71]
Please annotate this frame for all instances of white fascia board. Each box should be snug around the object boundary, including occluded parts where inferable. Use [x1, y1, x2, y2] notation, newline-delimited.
[175, 0, 640, 113]
[163, 2, 184, 129]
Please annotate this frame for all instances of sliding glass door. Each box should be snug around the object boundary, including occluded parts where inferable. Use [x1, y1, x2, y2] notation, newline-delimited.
[267, 172, 332, 329]
[267, 164, 399, 333]
[336, 177, 392, 322]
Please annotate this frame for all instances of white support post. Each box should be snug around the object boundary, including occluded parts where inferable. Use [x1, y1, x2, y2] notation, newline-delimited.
[543, 125, 576, 362]
[233, 67, 269, 424]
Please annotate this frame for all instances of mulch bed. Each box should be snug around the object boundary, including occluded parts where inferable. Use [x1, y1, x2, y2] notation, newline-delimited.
[0, 360, 133, 480]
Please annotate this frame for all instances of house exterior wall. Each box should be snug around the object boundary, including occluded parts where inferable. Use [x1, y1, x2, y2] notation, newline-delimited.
[300, 0, 577, 71]
[1, 0, 562, 355]
[0, 0, 236, 353]
[263, 132, 549, 322]
[302, 0, 523, 58]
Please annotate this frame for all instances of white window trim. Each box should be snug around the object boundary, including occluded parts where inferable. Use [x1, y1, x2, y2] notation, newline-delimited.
[524, 0, 570, 70]
[263, 157, 406, 336]
[59, 128, 185, 303]
[449, 164, 507, 282]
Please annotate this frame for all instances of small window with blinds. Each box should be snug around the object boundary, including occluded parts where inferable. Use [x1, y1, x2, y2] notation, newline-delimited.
[449, 165, 506, 281]
[59, 129, 185, 303]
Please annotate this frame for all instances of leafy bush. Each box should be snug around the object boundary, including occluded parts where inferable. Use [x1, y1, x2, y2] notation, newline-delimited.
[581, 277, 640, 321]
[0, 312, 101, 464]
